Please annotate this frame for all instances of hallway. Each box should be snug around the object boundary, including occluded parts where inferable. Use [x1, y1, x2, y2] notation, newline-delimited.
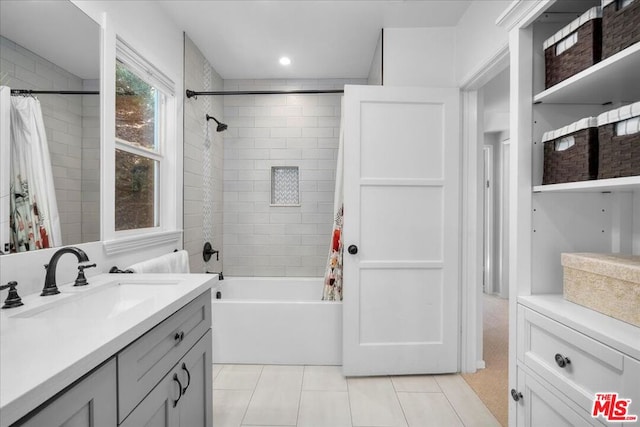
[462, 294, 509, 426]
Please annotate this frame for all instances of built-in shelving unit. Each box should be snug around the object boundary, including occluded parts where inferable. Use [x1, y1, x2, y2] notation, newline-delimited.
[509, 3, 640, 424]
[533, 42, 640, 105]
[533, 176, 640, 193]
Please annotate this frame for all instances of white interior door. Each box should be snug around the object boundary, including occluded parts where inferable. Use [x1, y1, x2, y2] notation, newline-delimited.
[342, 85, 460, 376]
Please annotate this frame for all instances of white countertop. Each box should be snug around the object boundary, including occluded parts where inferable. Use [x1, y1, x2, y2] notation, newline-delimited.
[0, 273, 215, 427]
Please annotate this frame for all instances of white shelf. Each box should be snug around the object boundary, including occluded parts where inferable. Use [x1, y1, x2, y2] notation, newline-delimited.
[533, 42, 640, 105]
[533, 176, 640, 193]
[518, 295, 640, 361]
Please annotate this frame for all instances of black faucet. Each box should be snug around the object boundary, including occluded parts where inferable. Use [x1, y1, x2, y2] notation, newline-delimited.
[42, 247, 90, 296]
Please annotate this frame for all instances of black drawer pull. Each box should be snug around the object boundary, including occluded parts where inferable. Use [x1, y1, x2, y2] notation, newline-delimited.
[172, 374, 183, 407]
[181, 363, 191, 394]
[511, 389, 523, 402]
[555, 353, 571, 368]
[174, 331, 185, 345]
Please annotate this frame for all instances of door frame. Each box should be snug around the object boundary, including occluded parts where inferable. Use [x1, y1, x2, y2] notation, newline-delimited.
[483, 144, 494, 294]
[459, 46, 509, 373]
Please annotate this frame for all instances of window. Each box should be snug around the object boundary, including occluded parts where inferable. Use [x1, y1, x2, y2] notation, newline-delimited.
[115, 60, 164, 231]
[114, 39, 174, 234]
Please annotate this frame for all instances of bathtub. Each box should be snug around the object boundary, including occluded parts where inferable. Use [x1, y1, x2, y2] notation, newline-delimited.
[212, 277, 342, 365]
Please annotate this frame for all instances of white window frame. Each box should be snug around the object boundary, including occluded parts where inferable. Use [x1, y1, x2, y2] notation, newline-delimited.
[102, 37, 180, 254]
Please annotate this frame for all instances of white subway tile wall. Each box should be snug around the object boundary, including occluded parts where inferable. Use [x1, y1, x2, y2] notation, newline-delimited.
[0, 36, 99, 246]
[223, 78, 365, 277]
[183, 36, 224, 273]
[81, 79, 100, 243]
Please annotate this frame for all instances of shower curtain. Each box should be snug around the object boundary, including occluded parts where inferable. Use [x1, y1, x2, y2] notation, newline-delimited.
[322, 98, 344, 301]
[9, 94, 61, 252]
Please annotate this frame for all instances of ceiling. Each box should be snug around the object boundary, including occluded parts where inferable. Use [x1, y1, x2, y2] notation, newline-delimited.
[159, 1, 472, 80]
[0, 1, 472, 83]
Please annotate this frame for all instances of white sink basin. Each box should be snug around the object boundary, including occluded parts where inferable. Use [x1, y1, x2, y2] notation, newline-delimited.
[11, 279, 180, 320]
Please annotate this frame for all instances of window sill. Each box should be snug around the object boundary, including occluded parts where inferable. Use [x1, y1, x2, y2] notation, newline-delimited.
[103, 230, 182, 256]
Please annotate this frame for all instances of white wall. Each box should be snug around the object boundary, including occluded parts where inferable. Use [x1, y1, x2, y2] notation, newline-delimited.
[382, 27, 456, 87]
[81, 79, 100, 243]
[367, 30, 383, 86]
[72, 1, 183, 90]
[455, 1, 511, 86]
[222, 78, 364, 277]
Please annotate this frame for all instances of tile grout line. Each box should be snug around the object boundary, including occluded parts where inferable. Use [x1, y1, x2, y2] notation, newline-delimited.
[346, 375, 355, 427]
[435, 376, 467, 427]
[239, 364, 264, 426]
[390, 375, 411, 427]
[295, 366, 306, 426]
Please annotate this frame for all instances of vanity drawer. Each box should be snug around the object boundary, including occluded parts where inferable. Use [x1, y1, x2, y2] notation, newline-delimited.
[117, 290, 211, 423]
[517, 305, 640, 415]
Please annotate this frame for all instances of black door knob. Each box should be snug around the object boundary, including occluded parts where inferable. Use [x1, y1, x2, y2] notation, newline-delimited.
[348, 245, 358, 255]
[555, 353, 570, 368]
[511, 389, 523, 402]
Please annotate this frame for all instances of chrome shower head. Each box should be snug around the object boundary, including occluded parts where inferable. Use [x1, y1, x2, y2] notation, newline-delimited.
[205, 114, 228, 132]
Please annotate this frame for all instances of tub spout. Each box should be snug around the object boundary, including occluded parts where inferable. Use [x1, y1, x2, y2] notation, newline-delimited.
[207, 271, 224, 280]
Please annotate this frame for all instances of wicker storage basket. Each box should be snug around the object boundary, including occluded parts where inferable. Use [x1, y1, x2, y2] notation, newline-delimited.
[542, 117, 599, 185]
[544, 7, 602, 89]
[602, 0, 640, 59]
[562, 253, 640, 327]
[597, 101, 640, 179]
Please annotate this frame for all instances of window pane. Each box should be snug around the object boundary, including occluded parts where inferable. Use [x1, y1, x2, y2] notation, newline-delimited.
[115, 149, 158, 231]
[116, 60, 158, 150]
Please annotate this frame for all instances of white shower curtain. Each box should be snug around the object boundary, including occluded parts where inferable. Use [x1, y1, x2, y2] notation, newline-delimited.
[322, 97, 344, 301]
[9, 94, 61, 252]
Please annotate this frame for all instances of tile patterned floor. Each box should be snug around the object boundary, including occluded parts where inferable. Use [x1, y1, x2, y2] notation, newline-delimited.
[213, 364, 501, 427]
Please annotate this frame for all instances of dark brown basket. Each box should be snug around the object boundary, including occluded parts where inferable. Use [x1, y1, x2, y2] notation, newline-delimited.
[543, 128, 599, 185]
[598, 124, 640, 178]
[602, 0, 640, 59]
[545, 18, 602, 89]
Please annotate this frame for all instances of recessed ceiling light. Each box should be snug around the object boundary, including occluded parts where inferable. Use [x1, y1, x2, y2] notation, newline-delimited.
[279, 57, 291, 66]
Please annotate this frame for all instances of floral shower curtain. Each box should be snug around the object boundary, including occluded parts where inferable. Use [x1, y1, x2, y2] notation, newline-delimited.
[9, 94, 61, 252]
[322, 97, 344, 301]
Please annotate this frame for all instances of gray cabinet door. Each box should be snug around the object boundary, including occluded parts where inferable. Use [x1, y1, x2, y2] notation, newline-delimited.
[118, 291, 211, 423]
[119, 362, 181, 427]
[119, 330, 212, 427]
[20, 358, 117, 427]
[177, 331, 212, 427]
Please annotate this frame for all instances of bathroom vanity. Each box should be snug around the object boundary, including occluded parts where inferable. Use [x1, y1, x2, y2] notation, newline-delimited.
[0, 274, 215, 427]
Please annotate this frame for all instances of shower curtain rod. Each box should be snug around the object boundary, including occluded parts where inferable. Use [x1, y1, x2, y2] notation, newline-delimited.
[10, 89, 99, 96]
[186, 89, 344, 98]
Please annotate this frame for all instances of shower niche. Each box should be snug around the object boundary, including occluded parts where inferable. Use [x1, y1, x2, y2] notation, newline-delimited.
[271, 166, 300, 206]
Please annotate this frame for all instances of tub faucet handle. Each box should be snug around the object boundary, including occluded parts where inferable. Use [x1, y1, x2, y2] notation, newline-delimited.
[203, 242, 219, 262]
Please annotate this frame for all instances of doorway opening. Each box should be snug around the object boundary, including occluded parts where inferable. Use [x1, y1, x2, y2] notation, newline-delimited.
[461, 59, 510, 427]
